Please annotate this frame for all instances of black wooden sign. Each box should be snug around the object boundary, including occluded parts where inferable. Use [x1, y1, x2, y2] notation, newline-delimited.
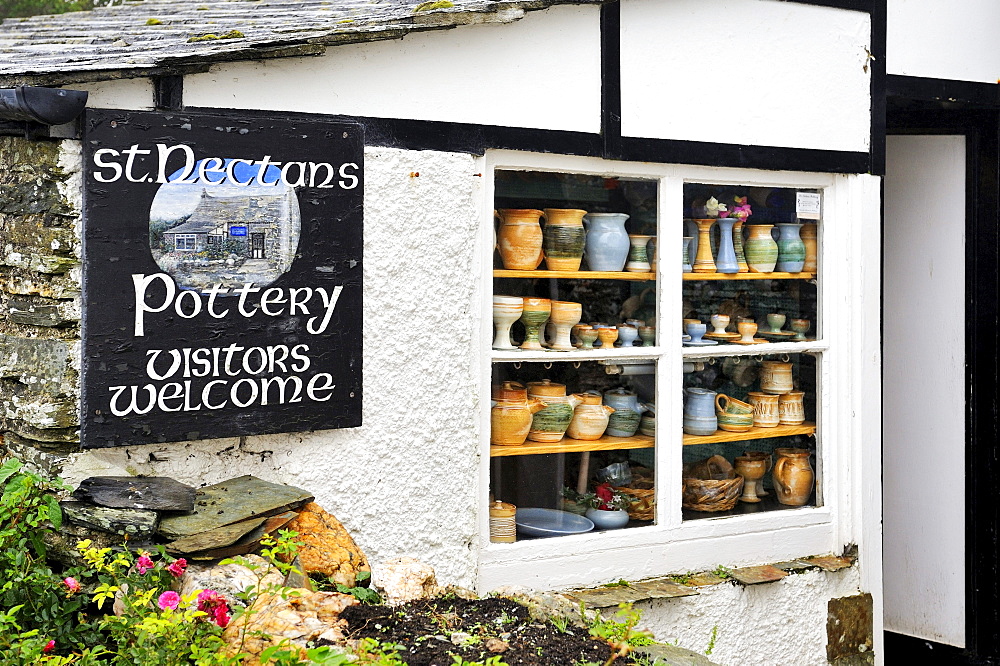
[81, 109, 363, 448]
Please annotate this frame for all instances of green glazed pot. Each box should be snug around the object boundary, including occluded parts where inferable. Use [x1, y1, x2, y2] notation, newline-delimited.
[744, 224, 778, 273]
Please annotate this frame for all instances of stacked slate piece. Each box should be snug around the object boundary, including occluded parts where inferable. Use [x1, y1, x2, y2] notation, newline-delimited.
[59, 475, 314, 559]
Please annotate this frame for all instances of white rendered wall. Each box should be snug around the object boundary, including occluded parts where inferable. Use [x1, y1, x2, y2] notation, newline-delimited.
[60, 146, 486, 587]
[883, 135, 966, 647]
[887, 0, 1000, 83]
[183, 5, 601, 133]
[619, 0, 872, 152]
[639, 568, 863, 666]
[65, 78, 153, 110]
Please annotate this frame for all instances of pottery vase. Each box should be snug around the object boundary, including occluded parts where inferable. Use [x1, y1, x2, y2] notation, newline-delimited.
[597, 327, 619, 349]
[625, 234, 653, 272]
[583, 213, 631, 271]
[542, 208, 587, 271]
[737, 320, 758, 343]
[585, 507, 629, 530]
[684, 219, 700, 265]
[714, 218, 739, 273]
[790, 318, 811, 341]
[639, 325, 656, 347]
[492, 295, 523, 350]
[490, 382, 545, 446]
[566, 393, 615, 440]
[772, 448, 814, 506]
[775, 223, 806, 272]
[518, 298, 551, 351]
[682, 237, 693, 273]
[747, 391, 779, 428]
[742, 450, 772, 497]
[617, 324, 639, 347]
[495, 209, 544, 270]
[709, 314, 730, 336]
[691, 219, 717, 273]
[800, 223, 818, 272]
[683, 387, 717, 436]
[734, 456, 767, 503]
[778, 390, 806, 425]
[744, 224, 778, 273]
[579, 327, 599, 349]
[548, 301, 583, 351]
[733, 219, 749, 272]
[766, 313, 786, 334]
[526, 380, 582, 442]
[603, 388, 647, 437]
[759, 361, 794, 395]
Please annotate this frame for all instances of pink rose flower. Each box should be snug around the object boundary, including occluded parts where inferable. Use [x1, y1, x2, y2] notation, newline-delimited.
[166, 558, 187, 578]
[136, 554, 155, 574]
[212, 604, 231, 628]
[63, 577, 81, 593]
[43, 640, 55, 653]
[196, 589, 231, 626]
[157, 591, 180, 610]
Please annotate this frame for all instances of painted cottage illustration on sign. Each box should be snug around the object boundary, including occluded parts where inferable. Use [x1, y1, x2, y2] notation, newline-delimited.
[150, 161, 301, 290]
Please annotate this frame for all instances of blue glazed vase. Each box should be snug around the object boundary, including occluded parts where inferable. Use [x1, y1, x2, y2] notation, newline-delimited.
[775, 223, 806, 272]
[715, 218, 739, 273]
[583, 213, 630, 271]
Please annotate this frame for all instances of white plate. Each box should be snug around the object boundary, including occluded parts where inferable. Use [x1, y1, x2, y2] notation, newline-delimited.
[515, 508, 595, 537]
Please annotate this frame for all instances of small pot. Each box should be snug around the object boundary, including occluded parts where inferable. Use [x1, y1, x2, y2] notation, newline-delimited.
[585, 507, 630, 530]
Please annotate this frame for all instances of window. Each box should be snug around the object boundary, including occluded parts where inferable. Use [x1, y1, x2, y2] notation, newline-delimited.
[480, 151, 843, 591]
[175, 234, 197, 251]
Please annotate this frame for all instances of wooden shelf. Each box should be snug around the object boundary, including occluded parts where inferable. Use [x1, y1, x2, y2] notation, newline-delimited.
[683, 422, 816, 445]
[683, 272, 815, 281]
[492, 347, 661, 362]
[494, 269, 655, 281]
[490, 433, 654, 457]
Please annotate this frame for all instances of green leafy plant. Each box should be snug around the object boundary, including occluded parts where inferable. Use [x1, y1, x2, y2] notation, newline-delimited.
[584, 603, 654, 666]
[711, 565, 732, 580]
[705, 625, 719, 656]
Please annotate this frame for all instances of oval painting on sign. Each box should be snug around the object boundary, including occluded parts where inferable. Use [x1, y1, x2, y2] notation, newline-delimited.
[149, 159, 301, 291]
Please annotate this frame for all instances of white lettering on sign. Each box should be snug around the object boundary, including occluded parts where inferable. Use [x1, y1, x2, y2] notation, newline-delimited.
[131, 273, 342, 337]
[91, 143, 360, 190]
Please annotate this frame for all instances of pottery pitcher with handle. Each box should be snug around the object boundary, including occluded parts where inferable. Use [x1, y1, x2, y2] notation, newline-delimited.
[772, 448, 814, 506]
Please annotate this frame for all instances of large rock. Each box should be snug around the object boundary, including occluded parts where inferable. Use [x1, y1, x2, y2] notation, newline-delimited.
[179, 555, 284, 609]
[221, 590, 358, 665]
[73, 476, 197, 511]
[371, 556, 438, 606]
[60, 500, 158, 538]
[283, 502, 369, 587]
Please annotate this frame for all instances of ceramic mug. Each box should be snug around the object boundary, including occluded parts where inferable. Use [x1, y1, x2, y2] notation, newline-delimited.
[747, 391, 780, 428]
[715, 393, 753, 433]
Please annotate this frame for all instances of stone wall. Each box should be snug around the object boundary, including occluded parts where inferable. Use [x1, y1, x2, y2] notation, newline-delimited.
[0, 136, 83, 474]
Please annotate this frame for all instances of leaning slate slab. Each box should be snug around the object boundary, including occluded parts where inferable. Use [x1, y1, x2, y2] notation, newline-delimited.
[60, 500, 159, 538]
[185, 511, 300, 561]
[73, 476, 196, 512]
[158, 475, 313, 541]
[164, 516, 267, 555]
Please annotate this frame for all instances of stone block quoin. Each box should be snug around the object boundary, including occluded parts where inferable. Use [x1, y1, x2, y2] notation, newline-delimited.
[0, 135, 83, 472]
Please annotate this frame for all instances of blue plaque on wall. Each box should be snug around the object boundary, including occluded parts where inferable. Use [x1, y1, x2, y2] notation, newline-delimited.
[80, 109, 364, 448]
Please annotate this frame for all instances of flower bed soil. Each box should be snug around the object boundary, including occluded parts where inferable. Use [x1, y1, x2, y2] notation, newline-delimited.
[340, 596, 638, 666]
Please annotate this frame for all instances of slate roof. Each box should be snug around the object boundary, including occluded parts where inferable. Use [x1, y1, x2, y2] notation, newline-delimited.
[0, 0, 601, 86]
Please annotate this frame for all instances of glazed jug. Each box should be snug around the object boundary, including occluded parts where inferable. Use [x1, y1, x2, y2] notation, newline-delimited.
[744, 224, 778, 273]
[566, 392, 615, 440]
[495, 209, 544, 270]
[542, 208, 587, 271]
[527, 380, 583, 442]
[490, 382, 545, 446]
[583, 212, 630, 271]
[683, 387, 718, 436]
[603, 388, 648, 437]
[772, 448, 814, 506]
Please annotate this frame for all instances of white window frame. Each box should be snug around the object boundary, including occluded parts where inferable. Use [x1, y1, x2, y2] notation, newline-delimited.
[175, 234, 198, 251]
[476, 150, 879, 592]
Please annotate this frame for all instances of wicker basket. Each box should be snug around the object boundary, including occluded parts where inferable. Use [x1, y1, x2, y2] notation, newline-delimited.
[681, 476, 743, 512]
[614, 486, 655, 521]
